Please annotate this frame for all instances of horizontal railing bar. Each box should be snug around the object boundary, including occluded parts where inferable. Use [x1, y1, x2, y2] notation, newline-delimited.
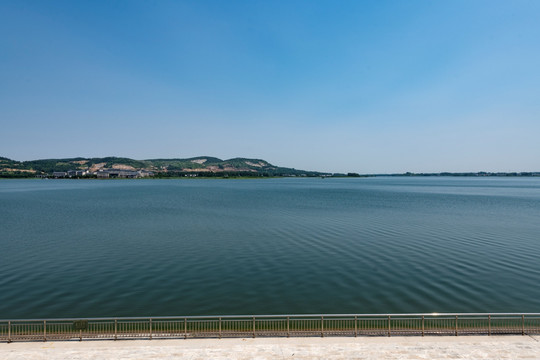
[2, 313, 540, 322]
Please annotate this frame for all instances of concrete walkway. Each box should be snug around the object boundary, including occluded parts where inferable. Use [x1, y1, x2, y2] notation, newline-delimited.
[1, 335, 540, 359]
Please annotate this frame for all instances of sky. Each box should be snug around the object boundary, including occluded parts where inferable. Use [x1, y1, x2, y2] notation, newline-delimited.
[1, 0, 539, 174]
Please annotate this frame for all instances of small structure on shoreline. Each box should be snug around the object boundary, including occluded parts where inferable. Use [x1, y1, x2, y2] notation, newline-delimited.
[96, 169, 154, 178]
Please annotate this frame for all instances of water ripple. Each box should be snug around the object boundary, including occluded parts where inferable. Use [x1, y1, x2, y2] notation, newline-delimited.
[1, 178, 540, 318]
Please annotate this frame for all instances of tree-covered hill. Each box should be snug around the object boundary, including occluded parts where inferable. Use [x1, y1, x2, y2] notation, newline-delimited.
[0, 156, 330, 178]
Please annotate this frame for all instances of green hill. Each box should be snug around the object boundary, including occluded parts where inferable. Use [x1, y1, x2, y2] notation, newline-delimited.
[0, 156, 329, 178]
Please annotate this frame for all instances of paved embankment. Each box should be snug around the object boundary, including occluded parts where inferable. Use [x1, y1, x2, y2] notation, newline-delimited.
[1, 335, 540, 359]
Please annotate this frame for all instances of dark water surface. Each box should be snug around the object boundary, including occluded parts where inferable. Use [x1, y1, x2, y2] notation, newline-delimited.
[1, 177, 540, 319]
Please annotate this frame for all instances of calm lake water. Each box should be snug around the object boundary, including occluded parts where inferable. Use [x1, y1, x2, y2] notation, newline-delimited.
[1, 177, 540, 319]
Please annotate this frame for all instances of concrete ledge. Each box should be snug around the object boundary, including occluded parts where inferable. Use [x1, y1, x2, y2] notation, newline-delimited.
[1, 335, 540, 359]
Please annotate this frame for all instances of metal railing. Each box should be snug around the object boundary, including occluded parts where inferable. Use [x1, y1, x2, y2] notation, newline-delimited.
[1, 313, 539, 342]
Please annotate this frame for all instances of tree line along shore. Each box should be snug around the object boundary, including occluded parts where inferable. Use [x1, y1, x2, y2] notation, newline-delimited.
[1, 156, 538, 179]
[0, 156, 336, 179]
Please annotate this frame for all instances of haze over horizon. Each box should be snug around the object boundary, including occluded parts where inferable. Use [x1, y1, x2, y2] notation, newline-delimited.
[1, 0, 539, 174]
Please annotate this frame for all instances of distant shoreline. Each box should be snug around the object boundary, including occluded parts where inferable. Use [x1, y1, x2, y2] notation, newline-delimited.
[1, 173, 540, 180]
[0, 156, 330, 179]
[2, 156, 539, 179]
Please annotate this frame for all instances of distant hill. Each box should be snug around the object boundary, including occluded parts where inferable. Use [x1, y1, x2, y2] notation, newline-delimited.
[0, 156, 330, 178]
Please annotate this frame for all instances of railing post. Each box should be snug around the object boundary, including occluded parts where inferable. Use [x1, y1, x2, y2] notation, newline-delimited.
[354, 316, 357, 337]
[114, 319, 117, 340]
[79, 329, 82, 341]
[321, 316, 324, 337]
[422, 315, 424, 337]
[8, 321, 11, 343]
[252, 316, 256, 338]
[219, 317, 222, 339]
[184, 318, 187, 339]
[488, 315, 491, 336]
[522, 315, 525, 336]
[287, 316, 290, 338]
[43, 320, 47, 342]
[149, 318, 152, 340]
[455, 316, 458, 336]
[388, 316, 391, 337]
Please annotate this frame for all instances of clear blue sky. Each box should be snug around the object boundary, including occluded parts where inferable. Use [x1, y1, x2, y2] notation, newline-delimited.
[1, 0, 539, 173]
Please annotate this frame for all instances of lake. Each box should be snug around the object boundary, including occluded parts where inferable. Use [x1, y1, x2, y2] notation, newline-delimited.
[1, 177, 540, 319]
